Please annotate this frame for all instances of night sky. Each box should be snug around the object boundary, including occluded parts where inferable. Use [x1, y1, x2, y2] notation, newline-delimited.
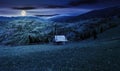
[0, 0, 120, 16]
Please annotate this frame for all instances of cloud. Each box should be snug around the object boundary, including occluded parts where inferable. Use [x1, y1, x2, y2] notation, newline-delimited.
[44, 5, 67, 8]
[0, 0, 69, 8]
[27, 8, 91, 16]
[0, 0, 120, 9]
[35, 14, 59, 17]
[68, 0, 97, 6]
[12, 7, 37, 10]
[0, 0, 120, 17]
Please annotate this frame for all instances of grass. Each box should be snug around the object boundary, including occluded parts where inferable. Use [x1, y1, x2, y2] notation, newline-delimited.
[0, 39, 120, 71]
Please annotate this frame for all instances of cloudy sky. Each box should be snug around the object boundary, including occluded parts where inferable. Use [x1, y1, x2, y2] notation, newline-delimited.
[0, 0, 120, 16]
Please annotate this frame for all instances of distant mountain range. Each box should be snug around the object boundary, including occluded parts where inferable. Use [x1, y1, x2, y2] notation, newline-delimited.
[0, 16, 46, 22]
[0, 6, 120, 45]
[49, 6, 120, 22]
[0, 6, 120, 23]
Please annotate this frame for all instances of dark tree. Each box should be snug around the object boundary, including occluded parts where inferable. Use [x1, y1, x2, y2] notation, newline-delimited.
[100, 26, 103, 33]
[92, 30, 97, 40]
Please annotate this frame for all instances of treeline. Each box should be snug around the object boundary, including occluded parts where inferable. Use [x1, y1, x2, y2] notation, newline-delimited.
[0, 16, 119, 45]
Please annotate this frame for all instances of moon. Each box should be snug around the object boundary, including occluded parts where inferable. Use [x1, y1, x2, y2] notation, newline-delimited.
[21, 10, 26, 16]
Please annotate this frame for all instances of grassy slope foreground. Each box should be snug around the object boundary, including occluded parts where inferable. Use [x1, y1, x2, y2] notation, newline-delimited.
[0, 26, 120, 71]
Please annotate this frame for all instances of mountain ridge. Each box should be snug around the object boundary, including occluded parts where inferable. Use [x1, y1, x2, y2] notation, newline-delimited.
[49, 6, 120, 22]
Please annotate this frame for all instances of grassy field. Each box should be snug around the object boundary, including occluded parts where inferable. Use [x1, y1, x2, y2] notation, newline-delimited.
[0, 39, 120, 71]
[0, 26, 120, 71]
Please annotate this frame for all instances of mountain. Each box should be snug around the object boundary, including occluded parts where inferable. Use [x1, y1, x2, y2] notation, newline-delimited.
[49, 6, 120, 22]
[0, 16, 53, 45]
[0, 9, 119, 45]
[0, 16, 12, 21]
[0, 16, 45, 20]
[47, 14, 79, 22]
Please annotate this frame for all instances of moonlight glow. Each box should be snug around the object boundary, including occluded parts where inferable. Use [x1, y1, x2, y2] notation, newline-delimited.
[21, 10, 26, 16]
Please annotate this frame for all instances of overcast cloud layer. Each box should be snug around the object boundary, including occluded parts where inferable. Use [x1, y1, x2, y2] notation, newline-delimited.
[0, 0, 120, 16]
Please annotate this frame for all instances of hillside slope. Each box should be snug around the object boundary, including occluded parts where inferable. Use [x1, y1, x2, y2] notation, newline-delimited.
[97, 25, 120, 41]
[0, 22, 120, 71]
[49, 6, 120, 22]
